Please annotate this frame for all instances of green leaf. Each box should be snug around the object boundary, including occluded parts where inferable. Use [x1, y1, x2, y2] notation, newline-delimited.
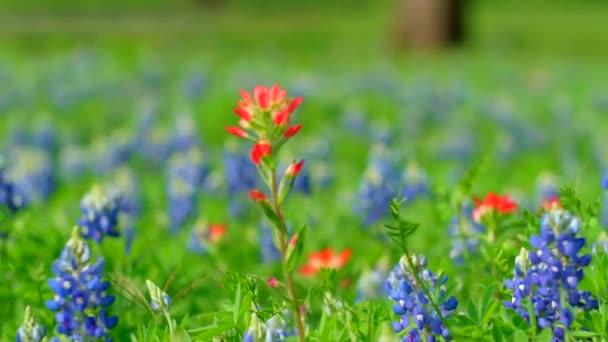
[512, 329, 528, 342]
[285, 224, 307, 273]
[466, 299, 479, 324]
[233, 283, 241, 324]
[491, 324, 505, 342]
[259, 201, 281, 230]
[536, 328, 553, 342]
[570, 330, 601, 338]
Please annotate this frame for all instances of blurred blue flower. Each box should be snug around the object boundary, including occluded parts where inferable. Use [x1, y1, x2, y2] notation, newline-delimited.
[504, 210, 598, 341]
[45, 228, 117, 341]
[356, 257, 390, 301]
[188, 221, 226, 255]
[92, 130, 135, 174]
[2, 145, 55, 209]
[16, 306, 46, 342]
[78, 185, 122, 243]
[223, 145, 258, 218]
[401, 162, 429, 202]
[448, 205, 485, 264]
[59, 144, 91, 180]
[386, 254, 458, 341]
[259, 221, 280, 263]
[355, 150, 400, 226]
[167, 148, 208, 233]
[182, 72, 207, 100]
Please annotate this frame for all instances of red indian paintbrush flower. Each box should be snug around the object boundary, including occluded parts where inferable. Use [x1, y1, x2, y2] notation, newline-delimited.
[250, 141, 272, 165]
[284, 124, 303, 139]
[274, 97, 304, 126]
[472, 192, 517, 222]
[250, 189, 267, 202]
[286, 160, 304, 177]
[233, 85, 303, 127]
[225, 126, 248, 138]
[541, 197, 561, 211]
[208, 224, 227, 243]
[300, 248, 352, 276]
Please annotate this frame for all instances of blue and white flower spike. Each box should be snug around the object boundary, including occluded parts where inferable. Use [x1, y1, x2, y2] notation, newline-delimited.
[45, 227, 117, 341]
[504, 210, 599, 341]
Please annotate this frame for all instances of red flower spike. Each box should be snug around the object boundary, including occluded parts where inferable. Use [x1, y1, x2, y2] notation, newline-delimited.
[284, 124, 303, 139]
[250, 190, 267, 202]
[239, 89, 253, 106]
[300, 248, 352, 276]
[542, 197, 561, 211]
[208, 224, 227, 243]
[225, 126, 248, 138]
[287, 160, 304, 177]
[254, 85, 270, 109]
[286, 96, 304, 113]
[250, 141, 272, 165]
[269, 84, 286, 105]
[273, 110, 290, 126]
[233, 108, 252, 122]
[472, 192, 517, 222]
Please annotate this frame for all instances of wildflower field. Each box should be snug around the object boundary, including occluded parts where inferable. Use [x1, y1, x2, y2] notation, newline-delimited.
[2, 3, 608, 342]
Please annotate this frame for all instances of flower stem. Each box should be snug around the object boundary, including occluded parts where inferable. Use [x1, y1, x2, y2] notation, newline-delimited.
[403, 253, 446, 323]
[164, 309, 174, 337]
[270, 168, 306, 342]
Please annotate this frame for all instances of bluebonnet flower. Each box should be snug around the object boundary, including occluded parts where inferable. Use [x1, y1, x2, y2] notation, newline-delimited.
[0, 161, 20, 213]
[59, 144, 91, 180]
[78, 185, 122, 243]
[401, 162, 429, 202]
[260, 221, 280, 263]
[16, 306, 46, 342]
[181, 72, 207, 100]
[341, 108, 368, 135]
[187, 220, 227, 254]
[167, 148, 208, 233]
[45, 227, 118, 341]
[448, 205, 485, 264]
[264, 314, 295, 341]
[591, 232, 608, 255]
[504, 210, 598, 341]
[92, 130, 134, 174]
[303, 137, 334, 189]
[146, 279, 171, 312]
[109, 168, 141, 255]
[356, 257, 390, 301]
[244, 310, 296, 342]
[243, 314, 266, 342]
[139, 126, 174, 164]
[385, 254, 458, 341]
[2, 145, 55, 208]
[537, 173, 559, 204]
[171, 114, 200, 153]
[223, 145, 258, 218]
[355, 149, 400, 226]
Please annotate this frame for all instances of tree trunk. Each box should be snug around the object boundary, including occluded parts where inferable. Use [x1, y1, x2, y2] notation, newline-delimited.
[395, 0, 466, 49]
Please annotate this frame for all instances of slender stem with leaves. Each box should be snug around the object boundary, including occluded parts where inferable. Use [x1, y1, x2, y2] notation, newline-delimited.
[384, 198, 447, 326]
[225, 85, 307, 341]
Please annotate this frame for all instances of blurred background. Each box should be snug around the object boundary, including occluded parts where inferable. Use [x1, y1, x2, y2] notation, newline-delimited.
[2, 1, 608, 338]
